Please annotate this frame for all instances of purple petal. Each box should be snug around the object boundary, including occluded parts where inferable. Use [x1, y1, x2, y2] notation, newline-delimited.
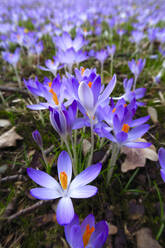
[90, 221, 109, 248]
[98, 74, 116, 104]
[27, 104, 48, 110]
[160, 169, 165, 182]
[127, 124, 150, 141]
[130, 115, 150, 127]
[69, 185, 97, 198]
[27, 168, 61, 189]
[69, 163, 102, 189]
[56, 197, 74, 225]
[64, 214, 80, 245]
[158, 148, 165, 170]
[116, 132, 128, 143]
[92, 75, 101, 105]
[124, 142, 151, 148]
[30, 187, 62, 200]
[78, 82, 94, 113]
[57, 151, 72, 186]
[66, 225, 83, 248]
[81, 214, 95, 235]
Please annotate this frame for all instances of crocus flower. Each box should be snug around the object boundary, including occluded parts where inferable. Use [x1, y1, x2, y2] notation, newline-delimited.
[95, 49, 108, 65]
[128, 59, 146, 90]
[55, 32, 86, 52]
[78, 74, 116, 120]
[113, 78, 146, 106]
[158, 148, 165, 182]
[32, 130, 43, 148]
[64, 214, 108, 248]
[107, 44, 116, 57]
[99, 113, 151, 149]
[39, 56, 62, 76]
[25, 75, 65, 110]
[2, 48, 20, 68]
[27, 151, 102, 225]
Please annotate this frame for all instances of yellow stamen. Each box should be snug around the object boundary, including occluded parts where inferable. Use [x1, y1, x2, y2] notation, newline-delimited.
[83, 224, 95, 247]
[60, 172, 68, 190]
[112, 107, 116, 113]
[48, 82, 59, 105]
[24, 28, 29, 33]
[83, 28, 87, 33]
[122, 124, 130, 133]
[17, 34, 20, 39]
[48, 82, 52, 87]
[81, 67, 85, 75]
[88, 81, 92, 88]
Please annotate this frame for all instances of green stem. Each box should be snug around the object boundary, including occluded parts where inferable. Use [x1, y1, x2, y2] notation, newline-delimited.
[110, 56, 113, 76]
[87, 118, 94, 167]
[106, 143, 120, 187]
[64, 138, 76, 176]
[14, 66, 22, 89]
[71, 135, 77, 175]
[101, 62, 104, 83]
[41, 148, 49, 171]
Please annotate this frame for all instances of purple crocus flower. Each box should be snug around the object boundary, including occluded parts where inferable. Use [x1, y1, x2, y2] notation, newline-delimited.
[158, 148, 165, 182]
[64, 214, 108, 248]
[32, 130, 43, 148]
[114, 78, 146, 106]
[99, 112, 151, 149]
[27, 151, 102, 225]
[39, 56, 62, 76]
[2, 48, 20, 68]
[128, 59, 146, 90]
[49, 100, 86, 139]
[78, 74, 116, 120]
[35, 40, 43, 55]
[95, 49, 108, 65]
[107, 44, 116, 57]
[25, 75, 65, 110]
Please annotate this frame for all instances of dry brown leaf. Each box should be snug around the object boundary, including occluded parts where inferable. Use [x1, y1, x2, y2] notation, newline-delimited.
[0, 127, 23, 148]
[0, 119, 11, 128]
[108, 223, 118, 235]
[121, 139, 158, 173]
[136, 228, 162, 248]
[147, 106, 158, 124]
[82, 139, 91, 156]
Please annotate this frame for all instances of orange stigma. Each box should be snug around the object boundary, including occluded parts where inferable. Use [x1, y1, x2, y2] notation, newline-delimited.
[112, 107, 116, 113]
[81, 67, 85, 75]
[48, 82, 59, 105]
[124, 104, 127, 107]
[83, 224, 95, 247]
[88, 81, 92, 88]
[122, 124, 130, 133]
[60, 172, 68, 190]
[24, 28, 29, 33]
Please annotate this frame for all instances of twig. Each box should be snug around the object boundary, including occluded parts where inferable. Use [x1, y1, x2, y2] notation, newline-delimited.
[44, 145, 54, 155]
[7, 200, 50, 222]
[0, 175, 25, 183]
[100, 144, 112, 164]
[0, 86, 28, 95]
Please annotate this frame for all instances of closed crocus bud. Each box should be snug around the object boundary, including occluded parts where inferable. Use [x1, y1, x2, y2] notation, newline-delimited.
[32, 130, 43, 148]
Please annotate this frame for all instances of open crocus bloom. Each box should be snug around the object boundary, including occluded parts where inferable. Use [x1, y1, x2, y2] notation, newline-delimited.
[158, 147, 165, 182]
[64, 214, 108, 248]
[27, 151, 102, 225]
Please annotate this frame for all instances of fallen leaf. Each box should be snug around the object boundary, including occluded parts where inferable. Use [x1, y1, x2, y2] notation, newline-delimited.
[0, 127, 23, 148]
[0, 119, 11, 128]
[82, 139, 91, 156]
[136, 228, 162, 248]
[148, 106, 158, 124]
[121, 139, 158, 173]
[108, 223, 118, 235]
